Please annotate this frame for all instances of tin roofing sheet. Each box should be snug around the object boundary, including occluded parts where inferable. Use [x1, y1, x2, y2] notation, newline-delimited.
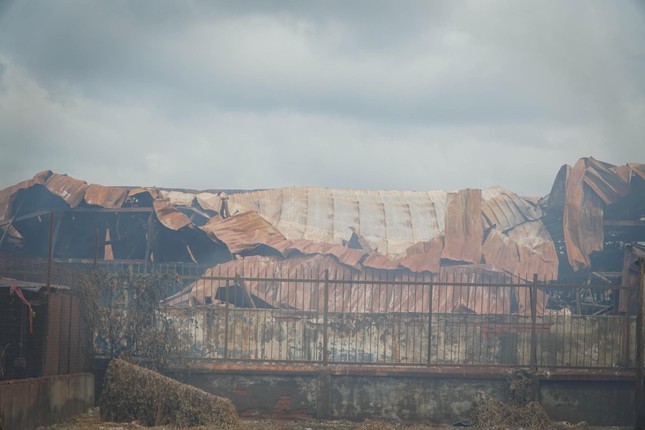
[164, 255, 538, 315]
[229, 187, 447, 257]
[84, 184, 128, 208]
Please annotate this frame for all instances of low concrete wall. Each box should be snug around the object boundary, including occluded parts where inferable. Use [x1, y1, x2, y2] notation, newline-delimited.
[168, 369, 635, 426]
[0, 373, 94, 430]
[165, 307, 635, 368]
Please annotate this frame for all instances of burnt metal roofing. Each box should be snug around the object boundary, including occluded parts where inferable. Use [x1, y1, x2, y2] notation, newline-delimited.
[0, 157, 642, 278]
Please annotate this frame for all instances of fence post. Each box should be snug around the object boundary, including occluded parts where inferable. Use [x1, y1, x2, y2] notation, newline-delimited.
[635, 258, 645, 430]
[530, 273, 538, 373]
[46, 210, 54, 298]
[323, 270, 329, 365]
[224, 278, 230, 360]
[427, 280, 433, 366]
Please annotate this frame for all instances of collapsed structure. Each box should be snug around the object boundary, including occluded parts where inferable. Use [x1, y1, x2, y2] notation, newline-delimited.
[0, 157, 643, 314]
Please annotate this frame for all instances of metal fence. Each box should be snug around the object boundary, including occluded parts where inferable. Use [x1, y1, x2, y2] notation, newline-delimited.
[163, 267, 636, 370]
[0, 254, 639, 372]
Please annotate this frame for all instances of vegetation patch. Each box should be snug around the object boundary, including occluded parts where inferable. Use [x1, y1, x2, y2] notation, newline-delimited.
[100, 358, 239, 428]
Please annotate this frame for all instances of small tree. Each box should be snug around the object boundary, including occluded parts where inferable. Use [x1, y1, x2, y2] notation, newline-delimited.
[80, 270, 185, 369]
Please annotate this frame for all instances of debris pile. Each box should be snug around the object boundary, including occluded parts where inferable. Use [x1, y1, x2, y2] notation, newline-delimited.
[99, 358, 239, 428]
[471, 371, 587, 430]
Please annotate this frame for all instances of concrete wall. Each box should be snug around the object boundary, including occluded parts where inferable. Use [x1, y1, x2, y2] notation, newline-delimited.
[0, 373, 94, 430]
[169, 369, 635, 426]
[165, 307, 635, 367]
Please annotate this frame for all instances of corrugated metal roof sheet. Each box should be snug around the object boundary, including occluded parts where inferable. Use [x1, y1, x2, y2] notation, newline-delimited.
[229, 187, 447, 257]
[44, 173, 88, 207]
[152, 200, 192, 230]
[556, 158, 644, 271]
[84, 184, 128, 208]
[164, 255, 541, 315]
[442, 189, 483, 263]
[0, 171, 51, 222]
[481, 186, 542, 232]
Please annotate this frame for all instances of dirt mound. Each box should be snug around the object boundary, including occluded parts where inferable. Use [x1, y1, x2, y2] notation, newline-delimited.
[100, 358, 239, 428]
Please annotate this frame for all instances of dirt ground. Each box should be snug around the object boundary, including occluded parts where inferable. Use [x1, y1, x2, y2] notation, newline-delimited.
[37, 407, 448, 430]
[37, 407, 630, 430]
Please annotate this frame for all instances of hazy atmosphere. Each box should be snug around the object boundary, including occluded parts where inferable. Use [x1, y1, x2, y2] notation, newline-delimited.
[0, 0, 643, 196]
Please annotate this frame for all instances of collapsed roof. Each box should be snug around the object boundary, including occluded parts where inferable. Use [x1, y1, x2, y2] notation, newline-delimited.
[0, 157, 643, 282]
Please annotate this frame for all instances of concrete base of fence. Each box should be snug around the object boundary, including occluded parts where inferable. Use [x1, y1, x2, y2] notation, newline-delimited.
[0, 373, 94, 430]
[166, 366, 635, 426]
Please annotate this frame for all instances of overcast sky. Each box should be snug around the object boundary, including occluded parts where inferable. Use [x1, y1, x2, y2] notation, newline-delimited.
[0, 1, 643, 196]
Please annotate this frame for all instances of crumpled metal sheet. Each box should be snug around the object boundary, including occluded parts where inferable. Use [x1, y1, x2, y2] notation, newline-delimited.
[442, 189, 483, 263]
[229, 187, 447, 257]
[165, 255, 539, 315]
[0, 171, 52, 222]
[482, 221, 558, 281]
[482, 186, 542, 232]
[152, 200, 192, 230]
[159, 190, 198, 207]
[195, 192, 222, 213]
[201, 211, 367, 268]
[399, 238, 444, 273]
[84, 184, 128, 208]
[200, 210, 287, 255]
[44, 173, 88, 207]
[362, 238, 443, 273]
[558, 158, 644, 271]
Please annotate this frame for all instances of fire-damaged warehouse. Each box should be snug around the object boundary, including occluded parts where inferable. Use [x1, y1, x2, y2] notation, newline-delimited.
[0, 157, 644, 312]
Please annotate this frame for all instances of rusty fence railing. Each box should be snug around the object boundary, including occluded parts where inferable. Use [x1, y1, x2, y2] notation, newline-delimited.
[0, 254, 639, 371]
[162, 268, 637, 370]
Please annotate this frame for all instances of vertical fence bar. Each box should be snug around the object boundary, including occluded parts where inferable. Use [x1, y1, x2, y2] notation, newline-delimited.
[46, 210, 54, 297]
[635, 258, 645, 430]
[224, 275, 230, 360]
[323, 269, 329, 365]
[530, 273, 538, 372]
[427, 278, 434, 367]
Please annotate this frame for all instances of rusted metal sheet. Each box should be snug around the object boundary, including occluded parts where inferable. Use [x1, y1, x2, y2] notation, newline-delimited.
[482, 222, 557, 280]
[200, 211, 288, 255]
[229, 187, 448, 257]
[84, 184, 128, 208]
[399, 238, 443, 273]
[0, 170, 51, 222]
[481, 186, 542, 231]
[442, 189, 483, 263]
[558, 158, 643, 271]
[285, 240, 366, 269]
[195, 192, 222, 213]
[159, 190, 197, 206]
[152, 200, 192, 231]
[44, 173, 88, 207]
[167, 255, 522, 315]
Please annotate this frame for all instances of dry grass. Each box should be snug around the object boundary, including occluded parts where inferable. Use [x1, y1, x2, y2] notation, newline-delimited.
[100, 358, 239, 428]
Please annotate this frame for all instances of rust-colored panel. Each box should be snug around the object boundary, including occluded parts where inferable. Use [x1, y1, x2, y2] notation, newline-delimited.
[362, 253, 401, 271]
[442, 189, 483, 263]
[201, 211, 287, 254]
[562, 158, 626, 271]
[127, 187, 162, 200]
[44, 174, 88, 207]
[84, 184, 128, 208]
[399, 238, 443, 273]
[166, 255, 519, 315]
[0, 170, 51, 221]
[481, 187, 542, 232]
[153, 200, 192, 231]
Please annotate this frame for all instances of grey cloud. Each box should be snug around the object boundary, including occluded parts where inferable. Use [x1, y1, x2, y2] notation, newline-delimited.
[0, 1, 643, 195]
